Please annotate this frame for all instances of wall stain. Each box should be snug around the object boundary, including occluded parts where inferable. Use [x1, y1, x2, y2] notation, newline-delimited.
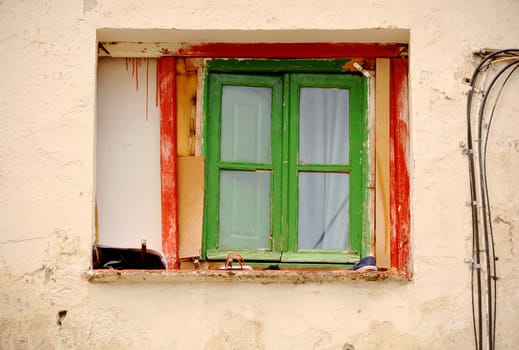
[204, 313, 264, 350]
[56, 310, 67, 326]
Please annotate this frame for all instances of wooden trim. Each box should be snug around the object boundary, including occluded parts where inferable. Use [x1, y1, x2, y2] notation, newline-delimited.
[99, 42, 406, 59]
[375, 58, 391, 268]
[158, 57, 180, 269]
[390, 58, 410, 272]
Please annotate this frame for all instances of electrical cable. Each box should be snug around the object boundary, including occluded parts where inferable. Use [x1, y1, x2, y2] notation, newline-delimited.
[467, 50, 517, 350]
[479, 62, 519, 349]
[477, 60, 519, 350]
[466, 49, 519, 350]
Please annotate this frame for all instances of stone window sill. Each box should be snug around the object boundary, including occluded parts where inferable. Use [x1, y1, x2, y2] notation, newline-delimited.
[84, 269, 411, 284]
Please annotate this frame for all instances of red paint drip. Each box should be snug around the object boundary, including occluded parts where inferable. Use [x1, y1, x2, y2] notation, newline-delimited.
[390, 58, 410, 272]
[136, 58, 139, 91]
[158, 58, 179, 270]
[146, 58, 149, 121]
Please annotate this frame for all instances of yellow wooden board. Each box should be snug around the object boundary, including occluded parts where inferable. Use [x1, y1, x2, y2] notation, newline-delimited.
[178, 156, 205, 258]
[375, 58, 391, 268]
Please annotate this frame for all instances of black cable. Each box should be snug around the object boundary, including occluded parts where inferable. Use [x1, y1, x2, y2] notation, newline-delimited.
[484, 64, 519, 346]
[477, 63, 516, 350]
[479, 62, 519, 349]
[466, 50, 514, 350]
[467, 50, 519, 350]
[467, 56, 489, 350]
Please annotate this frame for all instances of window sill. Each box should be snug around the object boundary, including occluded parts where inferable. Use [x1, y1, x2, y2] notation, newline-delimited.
[84, 269, 411, 284]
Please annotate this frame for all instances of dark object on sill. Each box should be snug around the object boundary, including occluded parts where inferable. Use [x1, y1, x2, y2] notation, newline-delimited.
[349, 256, 377, 271]
[264, 265, 281, 270]
[92, 241, 166, 270]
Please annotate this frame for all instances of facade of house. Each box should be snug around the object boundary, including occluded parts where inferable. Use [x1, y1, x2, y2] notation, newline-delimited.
[1, 0, 518, 348]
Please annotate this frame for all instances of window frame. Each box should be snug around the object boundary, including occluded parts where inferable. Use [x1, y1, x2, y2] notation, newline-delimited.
[202, 60, 370, 265]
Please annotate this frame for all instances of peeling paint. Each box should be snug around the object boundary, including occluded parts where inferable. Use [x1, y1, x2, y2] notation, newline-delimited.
[158, 58, 179, 269]
[99, 42, 406, 59]
[390, 58, 410, 272]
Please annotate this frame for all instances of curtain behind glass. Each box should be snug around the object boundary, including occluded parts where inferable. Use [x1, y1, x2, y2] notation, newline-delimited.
[218, 85, 272, 249]
[299, 88, 349, 164]
[221, 86, 271, 163]
[298, 87, 350, 250]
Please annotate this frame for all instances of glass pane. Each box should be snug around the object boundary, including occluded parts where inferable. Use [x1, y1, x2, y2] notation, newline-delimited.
[219, 170, 271, 249]
[298, 172, 349, 250]
[221, 86, 272, 163]
[299, 87, 349, 164]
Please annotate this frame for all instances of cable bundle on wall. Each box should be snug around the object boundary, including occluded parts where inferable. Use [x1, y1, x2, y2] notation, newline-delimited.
[465, 49, 519, 350]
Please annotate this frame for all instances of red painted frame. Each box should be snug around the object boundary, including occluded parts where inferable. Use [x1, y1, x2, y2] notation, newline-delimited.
[158, 43, 409, 272]
[390, 58, 410, 272]
[174, 43, 404, 58]
[158, 58, 180, 269]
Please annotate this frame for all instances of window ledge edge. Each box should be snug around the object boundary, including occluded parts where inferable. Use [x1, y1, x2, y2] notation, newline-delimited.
[84, 269, 411, 284]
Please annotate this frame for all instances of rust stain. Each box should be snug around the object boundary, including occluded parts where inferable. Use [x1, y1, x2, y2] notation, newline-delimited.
[160, 48, 172, 55]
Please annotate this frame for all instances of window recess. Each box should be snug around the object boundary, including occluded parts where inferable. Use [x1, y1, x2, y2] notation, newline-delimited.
[94, 42, 410, 274]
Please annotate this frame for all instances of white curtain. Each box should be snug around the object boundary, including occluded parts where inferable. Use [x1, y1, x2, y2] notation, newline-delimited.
[298, 88, 350, 250]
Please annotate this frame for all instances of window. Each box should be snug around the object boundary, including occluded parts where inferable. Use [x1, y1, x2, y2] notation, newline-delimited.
[203, 63, 368, 265]
[94, 42, 410, 274]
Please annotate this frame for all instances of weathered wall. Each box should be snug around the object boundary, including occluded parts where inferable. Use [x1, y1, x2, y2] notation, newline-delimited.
[0, 0, 518, 349]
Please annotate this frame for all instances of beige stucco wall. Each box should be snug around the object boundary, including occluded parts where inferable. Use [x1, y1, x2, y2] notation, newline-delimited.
[1, 0, 518, 349]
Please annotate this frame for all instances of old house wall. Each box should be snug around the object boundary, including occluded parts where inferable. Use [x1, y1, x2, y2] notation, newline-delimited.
[1, 0, 518, 348]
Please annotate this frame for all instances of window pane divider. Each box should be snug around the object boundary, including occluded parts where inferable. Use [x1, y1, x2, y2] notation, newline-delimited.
[297, 164, 352, 172]
[217, 161, 272, 171]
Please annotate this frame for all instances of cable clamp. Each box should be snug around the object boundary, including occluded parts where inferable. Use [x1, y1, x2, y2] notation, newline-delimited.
[460, 141, 467, 155]
[466, 201, 478, 207]
[464, 258, 481, 270]
[459, 142, 474, 155]
[469, 86, 485, 95]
